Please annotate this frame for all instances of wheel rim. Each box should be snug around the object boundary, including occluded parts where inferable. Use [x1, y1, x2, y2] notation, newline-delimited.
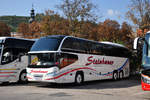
[113, 73, 117, 80]
[76, 74, 82, 84]
[120, 72, 123, 79]
[20, 73, 27, 82]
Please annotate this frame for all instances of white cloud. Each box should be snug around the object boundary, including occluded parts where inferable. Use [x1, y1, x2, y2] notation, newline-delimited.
[107, 9, 120, 16]
[107, 9, 114, 16]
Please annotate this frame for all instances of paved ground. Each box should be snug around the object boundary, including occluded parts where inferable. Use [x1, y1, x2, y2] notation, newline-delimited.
[0, 75, 150, 100]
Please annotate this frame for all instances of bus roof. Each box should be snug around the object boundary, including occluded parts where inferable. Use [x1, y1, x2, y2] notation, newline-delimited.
[100, 41, 127, 48]
[33, 35, 128, 49]
[0, 37, 35, 41]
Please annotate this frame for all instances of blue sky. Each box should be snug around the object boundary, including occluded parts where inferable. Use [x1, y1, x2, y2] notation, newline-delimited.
[0, 0, 131, 24]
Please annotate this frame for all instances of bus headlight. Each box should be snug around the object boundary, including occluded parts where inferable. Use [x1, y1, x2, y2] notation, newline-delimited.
[46, 71, 57, 77]
[46, 67, 59, 77]
[141, 75, 150, 84]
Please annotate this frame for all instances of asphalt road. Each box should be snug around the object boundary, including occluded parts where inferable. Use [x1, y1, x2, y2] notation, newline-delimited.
[0, 75, 150, 100]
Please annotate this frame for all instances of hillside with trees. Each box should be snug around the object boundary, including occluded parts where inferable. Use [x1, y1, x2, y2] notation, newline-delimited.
[0, 16, 30, 32]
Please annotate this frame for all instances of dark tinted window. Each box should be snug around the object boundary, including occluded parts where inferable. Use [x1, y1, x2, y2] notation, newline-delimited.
[61, 37, 86, 53]
[102, 44, 130, 58]
[61, 37, 130, 58]
[5, 38, 34, 49]
[1, 38, 34, 64]
[31, 37, 63, 51]
[61, 37, 104, 55]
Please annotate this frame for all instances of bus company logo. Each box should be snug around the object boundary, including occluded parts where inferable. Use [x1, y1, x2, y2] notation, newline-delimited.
[30, 70, 48, 73]
[85, 56, 114, 66]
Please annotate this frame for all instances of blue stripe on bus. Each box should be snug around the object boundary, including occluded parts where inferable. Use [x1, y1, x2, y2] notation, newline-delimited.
[101, 59, 128, 76]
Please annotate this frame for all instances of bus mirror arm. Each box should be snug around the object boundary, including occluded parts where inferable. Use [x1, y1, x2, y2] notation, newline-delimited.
[138, 38, 149, 56]
[133, 37, 146, 55]
[133, 37, 140, 50]
[145, 39, 149, 56]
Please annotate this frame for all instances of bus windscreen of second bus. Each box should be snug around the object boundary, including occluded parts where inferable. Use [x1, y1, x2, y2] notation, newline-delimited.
[142, 33, 150, 68]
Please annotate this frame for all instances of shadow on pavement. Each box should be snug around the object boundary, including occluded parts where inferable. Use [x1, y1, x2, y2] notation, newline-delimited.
[37, 74, 141, 89]
[0, 74, 141, 90]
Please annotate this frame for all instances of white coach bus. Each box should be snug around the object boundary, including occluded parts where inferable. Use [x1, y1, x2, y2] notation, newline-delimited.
[0, 37, 34, 84]
[27, 35, 130, 84]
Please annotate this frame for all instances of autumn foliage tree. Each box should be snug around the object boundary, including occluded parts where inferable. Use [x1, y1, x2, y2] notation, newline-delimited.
[29, 21, 41, 38]
[75, 21, 98, 40]
[0, 21, 11, 36]
[98, 19, 120, 42]
[17, 22, 30, 37]
[120, 22, 133, 45]
[17, 22, 41, 38]
[97, 19, 133, 48]
[40, 10, 67, 35]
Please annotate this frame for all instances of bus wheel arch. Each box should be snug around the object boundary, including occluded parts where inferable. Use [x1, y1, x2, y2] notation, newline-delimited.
[75, 71, 84, 85]
[19, 70, 28, 83]
[113, 70, 118, 80]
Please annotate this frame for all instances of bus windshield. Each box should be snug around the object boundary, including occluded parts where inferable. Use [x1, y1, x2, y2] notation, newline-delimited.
[30, 36, 64, 51]
[142, 33, 150, 68]
[28, 53, 58, 68]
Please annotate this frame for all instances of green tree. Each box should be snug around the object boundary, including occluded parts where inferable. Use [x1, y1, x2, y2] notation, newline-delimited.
[35, 13, 44, 22]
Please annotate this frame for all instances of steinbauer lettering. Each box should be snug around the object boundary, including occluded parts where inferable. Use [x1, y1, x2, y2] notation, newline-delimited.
[85, 56, 114, 66]
[30, 70, 48, 73]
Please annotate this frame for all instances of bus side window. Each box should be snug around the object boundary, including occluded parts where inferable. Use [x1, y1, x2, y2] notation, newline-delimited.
[1, 48, 25, 64]
[2, 51, 13, 63]
[59, 53, 78, 69]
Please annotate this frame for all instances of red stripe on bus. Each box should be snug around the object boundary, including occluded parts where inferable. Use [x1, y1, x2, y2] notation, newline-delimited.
[27, 76, 32, 79]
[45, 67, 96, 80]
[0, 75, 16, 77]
[0, 72, 16, 74]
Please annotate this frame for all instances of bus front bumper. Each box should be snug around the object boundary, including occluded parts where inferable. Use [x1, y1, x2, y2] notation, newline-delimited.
[27, 74, 57, 83]
[142, 81, 150, 91]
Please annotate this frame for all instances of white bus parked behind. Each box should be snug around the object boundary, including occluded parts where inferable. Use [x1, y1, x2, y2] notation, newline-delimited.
[0, 37, 34, 84]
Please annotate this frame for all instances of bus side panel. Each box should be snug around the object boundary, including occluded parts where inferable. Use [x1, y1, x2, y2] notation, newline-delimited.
[122, 61, 130, 78]
[54, 54, 129, 83]
[0, 56, 28, 83]
[27, 53, 130, 83]
[0, 65, 18, 83]
[76, 54, 129, 81]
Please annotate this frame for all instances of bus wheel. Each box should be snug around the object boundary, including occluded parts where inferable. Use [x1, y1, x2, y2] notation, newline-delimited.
[75, 72, 84, 85]
[113, 71, 118, 80]
[119, 71, 124, 79]
[19, 71, 28, 84]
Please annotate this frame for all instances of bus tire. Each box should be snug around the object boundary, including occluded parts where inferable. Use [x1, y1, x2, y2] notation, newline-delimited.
[119, 71, 124, 80]
[113, 71, 118, 80]
[75, 72, 84, 85]
[19, 70, 28, 84]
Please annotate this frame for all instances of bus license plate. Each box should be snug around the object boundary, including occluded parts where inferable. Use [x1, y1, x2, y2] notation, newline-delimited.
[34, 75, 43, 80]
